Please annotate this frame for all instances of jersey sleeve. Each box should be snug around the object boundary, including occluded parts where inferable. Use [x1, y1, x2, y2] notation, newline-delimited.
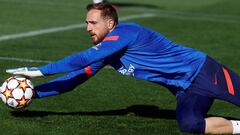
[34, 61, 106, 98]
[39, 31, 132, 75]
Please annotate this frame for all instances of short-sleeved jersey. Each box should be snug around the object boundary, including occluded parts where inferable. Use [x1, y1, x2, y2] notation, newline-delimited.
[40, 22, 206, 91]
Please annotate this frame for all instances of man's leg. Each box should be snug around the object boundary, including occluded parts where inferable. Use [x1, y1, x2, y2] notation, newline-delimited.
[176, 91, 238, 134]
[180, 56, 240, 134]
[205, 117, 233, 134]
[176, 92, 213, 133]
[202, 59, 240, 134]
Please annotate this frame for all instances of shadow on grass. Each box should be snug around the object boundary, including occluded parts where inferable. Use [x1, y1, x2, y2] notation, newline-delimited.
[11, 104, 240, 120]
[11, 105, 176, 119]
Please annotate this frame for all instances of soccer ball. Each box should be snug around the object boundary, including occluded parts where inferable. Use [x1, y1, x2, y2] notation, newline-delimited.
[0, 76, 35, 109]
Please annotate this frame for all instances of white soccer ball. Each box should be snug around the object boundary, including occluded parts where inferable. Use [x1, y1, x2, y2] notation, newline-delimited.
[0, 76, 35, 109]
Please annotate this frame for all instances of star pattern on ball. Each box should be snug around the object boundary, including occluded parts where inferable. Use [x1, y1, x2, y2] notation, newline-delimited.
[18, 80, 29, 91]
[3, 88, 12, 99]
[18, 97, 29, 107]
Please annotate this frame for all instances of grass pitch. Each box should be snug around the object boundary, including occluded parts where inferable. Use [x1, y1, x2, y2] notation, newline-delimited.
[0, 0, 240, 134]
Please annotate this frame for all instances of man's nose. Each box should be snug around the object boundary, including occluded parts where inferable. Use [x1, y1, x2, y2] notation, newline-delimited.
[87, 24, 92, 32]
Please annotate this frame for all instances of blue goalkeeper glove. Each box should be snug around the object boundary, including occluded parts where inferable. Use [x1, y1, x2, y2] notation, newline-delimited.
[6, 67, 44, 78]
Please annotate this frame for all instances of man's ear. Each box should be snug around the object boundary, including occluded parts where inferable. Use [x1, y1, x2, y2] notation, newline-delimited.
[107, 19, 115, 30]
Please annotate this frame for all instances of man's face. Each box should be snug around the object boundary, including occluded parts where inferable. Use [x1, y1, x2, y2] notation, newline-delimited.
[86, 9, 112, 45]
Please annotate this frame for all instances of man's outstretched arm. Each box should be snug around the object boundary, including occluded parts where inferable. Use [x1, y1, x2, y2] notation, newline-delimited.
[34, 61, 106, 98]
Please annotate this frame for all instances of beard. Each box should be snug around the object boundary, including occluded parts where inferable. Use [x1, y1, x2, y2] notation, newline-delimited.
[92, 36, 101, 45]
[90, 32, 107, 45]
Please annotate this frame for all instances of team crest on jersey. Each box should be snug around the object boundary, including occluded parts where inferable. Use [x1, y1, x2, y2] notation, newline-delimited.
[117, 64, 135, 76]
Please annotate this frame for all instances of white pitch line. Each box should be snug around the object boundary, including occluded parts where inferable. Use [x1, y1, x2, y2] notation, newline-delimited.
[0, 23, 86, 42]
[0, 57, 53, 64]
[0, 13, 156, 42]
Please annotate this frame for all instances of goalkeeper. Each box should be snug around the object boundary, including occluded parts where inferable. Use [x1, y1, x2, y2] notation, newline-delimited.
[6, 2, 240, 134]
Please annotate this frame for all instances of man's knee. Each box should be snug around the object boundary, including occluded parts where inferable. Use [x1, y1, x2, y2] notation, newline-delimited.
[178, 119, 205, 133]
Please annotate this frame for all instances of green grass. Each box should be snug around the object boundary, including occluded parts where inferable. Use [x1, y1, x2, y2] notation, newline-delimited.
[0, 0, 240, 134]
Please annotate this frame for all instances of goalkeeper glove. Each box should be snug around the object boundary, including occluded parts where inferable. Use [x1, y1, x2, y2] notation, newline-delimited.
[6, 67, 44, 78]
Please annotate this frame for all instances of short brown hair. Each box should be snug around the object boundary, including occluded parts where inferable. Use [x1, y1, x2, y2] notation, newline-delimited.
[86, 3, 118, 25]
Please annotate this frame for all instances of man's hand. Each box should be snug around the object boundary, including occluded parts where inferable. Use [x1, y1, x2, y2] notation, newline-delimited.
[6, 67, 44, 78]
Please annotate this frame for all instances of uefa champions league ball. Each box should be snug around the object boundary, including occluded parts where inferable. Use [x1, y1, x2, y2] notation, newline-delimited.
[0, 76, 35, 109]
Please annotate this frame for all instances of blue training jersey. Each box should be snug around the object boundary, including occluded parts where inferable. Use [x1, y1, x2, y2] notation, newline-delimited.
[36, 22, 206, 98]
